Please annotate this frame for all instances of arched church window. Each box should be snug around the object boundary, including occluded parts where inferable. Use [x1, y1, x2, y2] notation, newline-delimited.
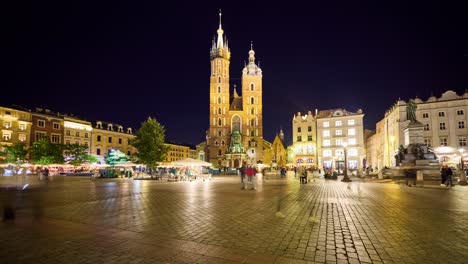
[232, 116, 241, 132]
[217, 86, 221, 93]
[218, 130, 222, 137]
[215, 141, 219, 146]
[251, 108, 254, 115]
[250, 119, 255, 126]
[218, 97, 221, 104]
[218, 149, 222, 156]
[221, 141, 225, 146]
[250, 130, 255, 137]
[218, 108, 222, 115]
[250, 83, 254, 91]
[218, 76, 221, 83]
[218, 118, 222, 126]
[250, 97, 254, 105]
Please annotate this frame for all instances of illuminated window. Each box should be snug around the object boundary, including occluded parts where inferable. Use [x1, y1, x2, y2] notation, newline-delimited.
[336, 139, 343, 146]
[3, 133, 11, 141]
[335, 120, 342, 126]
[348, 128, 356, 136]
[348, 149, 358, 156]
[335, 149, 344, 156]
[53, 122, 60, 130]
[459, 121, 465, 129]
[4, 121, 11, 129]
[439, 123, 446, 130]
[19, 123, 26, 130]
[335, 130, 342, 136]
[323, 150, 332, 157]
[19, 134, 26, 142]
[323, 130, 330, 137]
[348, 138, 356, 145]
[347, 119, 355, 125]
[323, 140, 330, 146]
[323, 122, 329, 128]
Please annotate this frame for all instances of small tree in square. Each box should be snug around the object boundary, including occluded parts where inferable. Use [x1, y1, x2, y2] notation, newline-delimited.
[0, 143, 28, 164]
[130, 117, 169, 169]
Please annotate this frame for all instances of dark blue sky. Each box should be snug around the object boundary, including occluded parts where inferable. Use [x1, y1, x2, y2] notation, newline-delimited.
[5, 0, 468, 145]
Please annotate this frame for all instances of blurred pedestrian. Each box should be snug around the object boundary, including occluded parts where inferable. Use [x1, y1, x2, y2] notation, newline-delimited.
[440, 165, 448, 186]
[446, 166, 453, 188]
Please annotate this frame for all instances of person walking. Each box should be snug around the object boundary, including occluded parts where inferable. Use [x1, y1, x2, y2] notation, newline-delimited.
[43, 167, 49, 181]
[440, 165, 448, 186]
[239, 164, 246, 189]
[446, 166, 453, 188]
[251, 165, 258, 190]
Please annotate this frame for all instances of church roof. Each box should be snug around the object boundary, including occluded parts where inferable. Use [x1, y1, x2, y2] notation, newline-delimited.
[273, 134, 287, 150]
[230, 97, 243, 111]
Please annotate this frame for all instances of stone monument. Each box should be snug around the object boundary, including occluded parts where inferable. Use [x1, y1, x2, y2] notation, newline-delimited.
[383, 99, 439, 185]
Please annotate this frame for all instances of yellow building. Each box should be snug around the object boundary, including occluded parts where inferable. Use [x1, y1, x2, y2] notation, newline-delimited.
[63, 116, 92, 151]
[291, 111, 317, 167]
[271, 130, 288, 168]
[206, 12, 264, 168]
[262, 139, 273, 167]
[0, 106, 32, 150]
[164, 143, 193, 162]
[90, 121, 136, 157]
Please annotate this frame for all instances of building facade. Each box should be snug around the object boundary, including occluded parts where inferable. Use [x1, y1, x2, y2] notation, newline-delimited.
[317, 109, 365, 171]
[31, 108, 64, 145]
[271, 130, 287, 168]
[90, 121, 136, 157]
[0, 106, 32, 150]
[63, 116, 93, 151]
[367, 90, 468, 168]
[164, 143, 193, 163]
[206, 12, 264, 168]
[291, 111, 317, 167]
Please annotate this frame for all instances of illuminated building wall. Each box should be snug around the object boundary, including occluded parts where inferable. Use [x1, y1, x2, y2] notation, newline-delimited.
[90, 121, 136, 157]
[164, 143, 192, 162]
[31, 108, 64, 145]
[316, 109, 365, 170]
[63, 116, 92, 151]
[0, 106, 32, 150]
[291, 111, 317, 167]
[369, 90, 468, 168]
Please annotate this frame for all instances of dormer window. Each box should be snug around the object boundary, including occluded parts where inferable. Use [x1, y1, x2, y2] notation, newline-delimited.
[127, 128, 132, 134]
[97, 122, 102, 129]
[108, 124, 113, 131]
[118, 126, 123, 132]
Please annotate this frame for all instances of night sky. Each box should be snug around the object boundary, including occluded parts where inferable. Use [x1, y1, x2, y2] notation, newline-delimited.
[5, 1, 468, 146]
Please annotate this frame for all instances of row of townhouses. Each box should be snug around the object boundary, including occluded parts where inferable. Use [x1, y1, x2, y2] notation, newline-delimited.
[0, 106, 195, 162]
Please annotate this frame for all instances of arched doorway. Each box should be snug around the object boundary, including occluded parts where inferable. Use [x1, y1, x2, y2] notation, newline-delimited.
[234, 159, 240, 168]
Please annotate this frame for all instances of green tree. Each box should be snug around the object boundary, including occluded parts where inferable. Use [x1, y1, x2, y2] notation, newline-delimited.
[105, 150, 129, 166]
[130, 117, 169, 168]
[29, 136, 64, 165]
[64, 144, 98, 165]
[0, 143, 28, 164]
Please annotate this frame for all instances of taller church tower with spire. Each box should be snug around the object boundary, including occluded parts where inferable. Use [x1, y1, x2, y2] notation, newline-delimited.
[206, 11, 263, 168]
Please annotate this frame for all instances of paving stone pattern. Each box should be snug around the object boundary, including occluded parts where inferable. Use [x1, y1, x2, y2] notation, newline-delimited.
[1, 175, 468, 263]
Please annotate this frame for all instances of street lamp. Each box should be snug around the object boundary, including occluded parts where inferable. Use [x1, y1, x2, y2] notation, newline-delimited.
[458, 148, 467, 186]
[341, 142, 351, 182]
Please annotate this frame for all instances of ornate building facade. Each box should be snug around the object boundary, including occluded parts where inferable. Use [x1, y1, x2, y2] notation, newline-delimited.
[206, 12, 263, 168]
[0, 106, 32, 150]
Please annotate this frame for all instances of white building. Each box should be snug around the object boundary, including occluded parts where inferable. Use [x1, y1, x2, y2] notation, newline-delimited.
[316, 109, 365, 171]
[291, 111, 317, 167]
[366, 90, 468, 168]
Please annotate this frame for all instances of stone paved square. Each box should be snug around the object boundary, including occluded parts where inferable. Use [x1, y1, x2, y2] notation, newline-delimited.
[1, 175, 468, 263]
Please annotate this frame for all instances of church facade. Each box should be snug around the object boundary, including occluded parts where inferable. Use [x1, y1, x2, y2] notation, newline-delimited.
[206, 12, 264, 168]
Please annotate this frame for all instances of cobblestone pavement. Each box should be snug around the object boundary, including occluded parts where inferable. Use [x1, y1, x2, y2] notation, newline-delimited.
[1, 175, 468, 263]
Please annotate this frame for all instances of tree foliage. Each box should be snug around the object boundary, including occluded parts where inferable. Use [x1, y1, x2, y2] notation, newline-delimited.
[64, 143, 97, 165]
[29, 136, 64, 165]
[0, 143, 28, 164]
[130, 117, 169, 168]
[105, 150, 129, 166]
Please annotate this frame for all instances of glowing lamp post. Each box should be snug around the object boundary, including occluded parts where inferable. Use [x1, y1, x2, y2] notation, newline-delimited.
[458, 148, 467, 186]
[341, 142, 351, 182]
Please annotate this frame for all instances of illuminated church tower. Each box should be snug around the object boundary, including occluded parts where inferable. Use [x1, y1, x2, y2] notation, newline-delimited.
[206, 11, 263, 168]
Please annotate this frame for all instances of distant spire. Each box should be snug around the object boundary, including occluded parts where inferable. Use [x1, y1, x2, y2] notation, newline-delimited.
[250, 40, 253, 50]
[216, 9, 224, 49]
[233, 84, 239, 98]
